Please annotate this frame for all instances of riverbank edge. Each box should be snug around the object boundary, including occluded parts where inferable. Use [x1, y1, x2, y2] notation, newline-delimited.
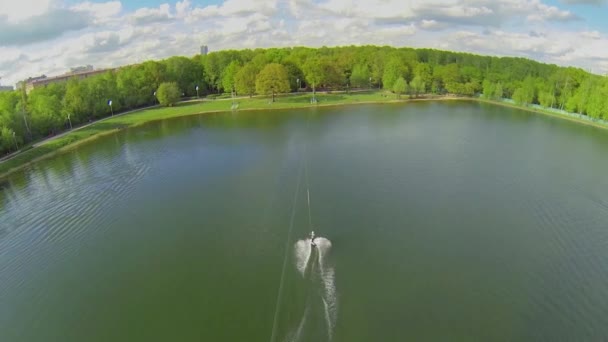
[474, 98, 608, 130]
[0, 94, 605, 180]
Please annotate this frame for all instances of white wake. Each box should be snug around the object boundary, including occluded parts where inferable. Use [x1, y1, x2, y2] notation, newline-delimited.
[294, 239, 313, 277]
[289, 236, 337, 342]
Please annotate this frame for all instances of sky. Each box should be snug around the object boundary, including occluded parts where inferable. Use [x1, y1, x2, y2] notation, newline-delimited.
[0, 0, 607, 86]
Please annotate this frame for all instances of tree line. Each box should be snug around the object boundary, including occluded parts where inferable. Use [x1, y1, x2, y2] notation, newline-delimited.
[1, 45, 608, 156]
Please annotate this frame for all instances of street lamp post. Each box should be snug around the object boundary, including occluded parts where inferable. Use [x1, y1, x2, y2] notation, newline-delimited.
[369, 77, 372, 90]
[108, 100, 113, 116]
[196, 85, 199, 99]
[67, 113, 72, 130]
[347, 82, 350, 95]
[296, 78, 300, 92]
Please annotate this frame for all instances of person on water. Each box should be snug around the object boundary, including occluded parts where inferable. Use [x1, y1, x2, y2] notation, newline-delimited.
[311, 231, 316, 246]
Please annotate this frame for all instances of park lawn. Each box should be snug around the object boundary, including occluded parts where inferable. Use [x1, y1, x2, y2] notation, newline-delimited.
[0, 91, 400, 178]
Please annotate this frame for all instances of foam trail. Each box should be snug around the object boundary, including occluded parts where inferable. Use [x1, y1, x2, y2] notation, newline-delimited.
[322, 298, 332, 341]
[287, 306, 309, 342]
[315, 237, 337, 341]
[294, 239, 312, 277]
[321, 266, 337, 340]
[288, 236, 337, 342]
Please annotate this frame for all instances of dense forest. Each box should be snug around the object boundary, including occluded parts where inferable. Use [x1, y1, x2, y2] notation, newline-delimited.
[1, 45, 608, 156]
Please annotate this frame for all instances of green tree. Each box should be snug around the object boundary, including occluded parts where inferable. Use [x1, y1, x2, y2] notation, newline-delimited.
[495, 83, 503, 100]
[586, 80, 608, 119]
[27, 84, 64, 137]
[86, 71, 120, 119]
[521, 76, 536, 105]
[164, 56, 202, 97]
[568, 77, 594, 114]
[141, 60, 167, 91]
[303, 57, 322, 102]
[282, 60, 304, 92]
[318, 57, 344, 88]
[436, 64, 463, 94]
[382, 57, 406, 90]
[409, 75, 425, 98]
[392, 77, 407, 99]
[63, 79, 90, 124]
[156, 82, 181, 107]
[482, 79, 495, 99]
[255, 63, 290, 102]
[222, 61, 241, 95]
[202, 53, 222, 93]
[512, 87, 532, 106]
[350, 63, 370, 88]
[370, 50, 387, 88]
[538, 90, 555, 108]
[414, 63, 432, 93]
[235, 63, 258, 97]
[0, 126, 17, 153]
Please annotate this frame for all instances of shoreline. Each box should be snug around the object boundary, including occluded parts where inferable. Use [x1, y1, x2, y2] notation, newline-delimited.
[0, 93, 604, 180]
[473, 98, 608, 130]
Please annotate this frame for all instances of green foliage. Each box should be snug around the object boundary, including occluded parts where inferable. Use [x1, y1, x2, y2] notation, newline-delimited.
[116, 64, 157, 109]
[414, 63, 432, 93]
[156, 82, 181, 107]
[3, 44, 608, 157]
[409, 76, 425, 98]
[0, 126, 17, 153]
[586, 81, 608, 119]
[164, 56, 202, 97]
[495, 83, 503, 100]
[282, 60, 305, 92]
[392, 77, 407, 98]
[318, 57, 344, 88]
[255, 63, 290, 102]
[482, 80, 495, 99]
[303, 57, 322, 92]
[483, 80, 504, 100]
[202, 54, 222, 93]
[350, 63, 370, 88]
[382, 57, 406, 90]
[538, 90, 555, 108]
[63, 79, 90, 124]
[27, 84, 65, 136]
[221, 61, 241, 94]
[435, 63, 461, 90]
[235, 63, 258, 97]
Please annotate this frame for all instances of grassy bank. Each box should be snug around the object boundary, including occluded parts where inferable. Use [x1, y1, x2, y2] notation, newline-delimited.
[1, 91, 599, 179]
[0, 91, 405, 178]
[474, 98, 608, 131]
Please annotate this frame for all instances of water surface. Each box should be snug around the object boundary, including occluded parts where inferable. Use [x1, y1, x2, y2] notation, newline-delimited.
[2, 101, 608, 341]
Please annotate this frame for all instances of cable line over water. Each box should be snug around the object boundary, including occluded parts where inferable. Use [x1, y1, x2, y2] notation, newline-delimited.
[269, 157, 304, 342]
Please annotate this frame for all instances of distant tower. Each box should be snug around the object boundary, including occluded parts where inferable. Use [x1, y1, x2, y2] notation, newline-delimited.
[200, 45, 208, 55]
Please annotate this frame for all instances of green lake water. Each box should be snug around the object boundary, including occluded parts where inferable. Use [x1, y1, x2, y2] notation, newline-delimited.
[2, 101, 608, 341]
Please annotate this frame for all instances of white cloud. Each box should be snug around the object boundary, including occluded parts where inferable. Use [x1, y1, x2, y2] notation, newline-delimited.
[442, 28, 608, 74]
[559, 0, 606, 4]
[581, 30, 601, 39]
[0, 0, 606, 86]
[0, 9, 91, 46]
[0, 0, 54, 22]
[131, 4, 173, 25]
[419, 19, 448, 31]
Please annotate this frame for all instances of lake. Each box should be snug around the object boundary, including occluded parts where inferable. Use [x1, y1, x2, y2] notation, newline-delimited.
[2, 101, 608, 341]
